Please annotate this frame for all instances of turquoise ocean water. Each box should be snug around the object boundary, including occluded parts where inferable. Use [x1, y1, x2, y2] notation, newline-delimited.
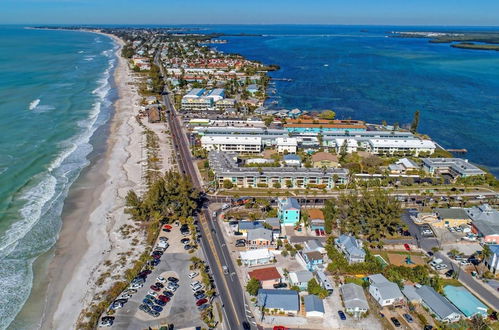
[0, 26, 116, 329]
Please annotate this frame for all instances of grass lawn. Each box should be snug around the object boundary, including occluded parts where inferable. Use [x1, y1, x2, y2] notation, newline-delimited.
[442, 278, 463, 287]
[344, 276, 365, 286]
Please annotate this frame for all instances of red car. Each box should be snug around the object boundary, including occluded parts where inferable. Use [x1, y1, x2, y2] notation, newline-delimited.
[158, 295, 170, 303]
[273, 327, 289, 330]
[404, 243, 411, 251]
[196, 298, 208, 306]
[315, 229, 320, 236]
[320, 229, 325, 236]
[163, 224, 172, 230]
[150, 285, 161, 292]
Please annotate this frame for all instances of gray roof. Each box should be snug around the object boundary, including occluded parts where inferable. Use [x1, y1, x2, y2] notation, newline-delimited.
[415, 285, 461, 320]
[263, 217, 281, 228]
[247, 228, 273, 241]
[238, 221, 263, 231]
[304, 239, 324, 252]
[422, 158, 485, 176]
[368, 274, 403, 300]
[257, 289, 299, 311]
[304, 295, 325, 313]
[435, 208, 471, 220]
[283, 154, 301, 161]
[291, 270, 314, 283]
[280, 198, 301, 211]
[341, 283, 369, 310]
[402, 285, 422, 302]
[336, 235, 366, 259]
[467, 204, 499, 236]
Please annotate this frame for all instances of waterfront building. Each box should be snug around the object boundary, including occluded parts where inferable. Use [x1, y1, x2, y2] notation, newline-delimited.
[284, 119, 367, 134]
[181, 88, 213, 111]
[278, 198, 301, 226]
[422, 158, 485, 178]
[208, 151, 347, 190]
[366, 139, 436, 156]
[201, 136, 262, 153]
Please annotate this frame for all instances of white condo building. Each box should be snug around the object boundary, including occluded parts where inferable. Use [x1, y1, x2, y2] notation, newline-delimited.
[200, 136, 262, 153]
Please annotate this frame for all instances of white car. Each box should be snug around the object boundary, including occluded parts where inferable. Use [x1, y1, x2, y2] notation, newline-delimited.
[190, 281, 201, 288]
[130, 282, 143, 289]
[157, 276, 167, 283]
[148, 291, 159, 297]
[191, 284, 203, 292]
[188, 272, 198, 279]
[159, 237, 169, 242]
[167, 285, 178, 292]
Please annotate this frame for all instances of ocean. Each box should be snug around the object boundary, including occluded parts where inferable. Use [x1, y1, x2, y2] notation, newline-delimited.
[0, 26, 116, 329]
[202, 25, 499, 176]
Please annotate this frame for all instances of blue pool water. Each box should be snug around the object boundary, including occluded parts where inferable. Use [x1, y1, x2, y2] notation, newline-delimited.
[443, 285, 488, 318]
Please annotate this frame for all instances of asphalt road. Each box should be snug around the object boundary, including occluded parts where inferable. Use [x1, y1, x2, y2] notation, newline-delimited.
[156, 58, 250, 328]
[402, 210, 499, 310]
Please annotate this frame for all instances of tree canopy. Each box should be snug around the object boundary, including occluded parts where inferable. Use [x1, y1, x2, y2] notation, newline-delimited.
[319, 110, 336, 120]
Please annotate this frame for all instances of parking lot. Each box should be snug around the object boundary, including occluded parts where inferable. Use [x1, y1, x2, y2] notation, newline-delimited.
[103, 225, 204, 329]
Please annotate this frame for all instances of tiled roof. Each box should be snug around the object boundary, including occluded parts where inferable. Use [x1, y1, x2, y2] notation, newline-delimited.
[248, 267, 281, 281]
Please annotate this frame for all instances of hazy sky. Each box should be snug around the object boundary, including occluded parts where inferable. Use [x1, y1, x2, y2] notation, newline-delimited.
[2, 0, 499, 26]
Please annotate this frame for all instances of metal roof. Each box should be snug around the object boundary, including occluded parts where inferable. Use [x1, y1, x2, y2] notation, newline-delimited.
[341, 283, 369, 310]
[304, 294, 325, 313]
[416, 285, 462, 320]
[257, 289, 299, 311]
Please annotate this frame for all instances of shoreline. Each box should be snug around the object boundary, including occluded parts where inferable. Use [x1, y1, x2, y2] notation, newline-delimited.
[13, 30, 146, 329]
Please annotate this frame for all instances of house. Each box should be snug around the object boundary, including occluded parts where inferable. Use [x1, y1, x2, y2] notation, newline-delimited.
[484, 244, 499, 274]
[340, 283, 369, 317]
[278, 198, 301, 226]
[335, 138, 358, 154]
[238, 221, 263, 234]
[257, 289, 299, 315]
[288, 270, 314, 290]
[276, 137, 298, 154]
[315, 270, 334, 294]
[146, 105, 161, 123]
[240, 248, 273, 266]
[335, 235, 366, 263]
[246, 228, 274, 248]
[402, 285, 422, 304]
[389, 158, 419, 174]
[303, 239, 326, 255]
[467, 204, 499, 244]
[311, 152, 339, 168]
[283, 154, 301, 167]
[298, 251, 324, 271]
[304, 295, 325, 318]
[368, 274, 405, 307]
[307, 209, 325, 231]
[415, 285, 462, 322]
[433, 208, 471, 228]
[443, 285, 488, 318]
[263, 217, 281, 233]
[248, 267, 282, 289]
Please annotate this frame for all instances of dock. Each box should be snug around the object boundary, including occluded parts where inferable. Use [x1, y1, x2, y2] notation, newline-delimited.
[447, 149, 468, 154]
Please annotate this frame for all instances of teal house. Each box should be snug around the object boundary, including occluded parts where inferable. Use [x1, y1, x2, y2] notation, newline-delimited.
[278, 198, 301, 226]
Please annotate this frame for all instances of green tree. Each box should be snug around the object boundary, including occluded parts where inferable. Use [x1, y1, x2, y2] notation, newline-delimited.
[307, 278, 328, 298]
[410, 110, 420, 133]
[246, 278, 261, 296]
[319, 110, 336, 120]
[223, 179, 234, 189]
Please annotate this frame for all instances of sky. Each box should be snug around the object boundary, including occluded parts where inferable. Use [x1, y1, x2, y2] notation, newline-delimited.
[1, 0, 499, 26]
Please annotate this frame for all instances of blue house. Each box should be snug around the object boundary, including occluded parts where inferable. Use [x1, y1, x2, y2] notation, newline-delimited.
[335, 234, 366, 263]
[278, 198, 301, 226]
[257, 289, 300, 314]
[299, 251, 324, 271]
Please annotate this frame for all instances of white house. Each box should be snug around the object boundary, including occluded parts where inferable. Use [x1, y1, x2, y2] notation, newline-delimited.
[368, 274, 405, 307]
[240, 248, 274, 266]
[335, 138, 358, 154]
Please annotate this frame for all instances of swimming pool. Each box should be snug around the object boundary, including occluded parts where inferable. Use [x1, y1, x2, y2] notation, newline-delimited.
[443, 285, 488, 318]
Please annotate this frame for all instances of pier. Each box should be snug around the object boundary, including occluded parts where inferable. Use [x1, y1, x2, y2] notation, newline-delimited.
[447, 149, 468, 154]
[271, 78, 293, 82]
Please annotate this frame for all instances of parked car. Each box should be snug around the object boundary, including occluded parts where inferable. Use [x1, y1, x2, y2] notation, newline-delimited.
[198, 304, 209, 311]
[149, 310, 160, 317]
[196, 298, 208, 306]
[152, 305, 163, 312]
[235, 241, 246, 247]
[445, 270, 455, 277]
[142, 298, 155, 307]
[194, 292, 206, 300]
[155, 299, 167, 306]
[188, 272, 198, 279]
[403, 313, 414, 323]
[273, 282, 287, 289]
[391, 317, 401, 327]
[139, 304, 151, 313]
[338, 310, 346, 320]
[404, 243, 411, 251]
[99, 316, 115, 327]
[168, 276, 179, 283]
[163, 290, 174, 297]
[149, 259, 160, 267]
[158, 295, 170, 303]
[157, 276, 167, 283]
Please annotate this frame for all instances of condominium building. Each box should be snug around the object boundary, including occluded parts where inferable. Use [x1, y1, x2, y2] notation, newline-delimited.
[366, 139, 436, 156]
[208, 151, 348, 189]
[422, 158, 485, 178]
[201, 136, 262, 153]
